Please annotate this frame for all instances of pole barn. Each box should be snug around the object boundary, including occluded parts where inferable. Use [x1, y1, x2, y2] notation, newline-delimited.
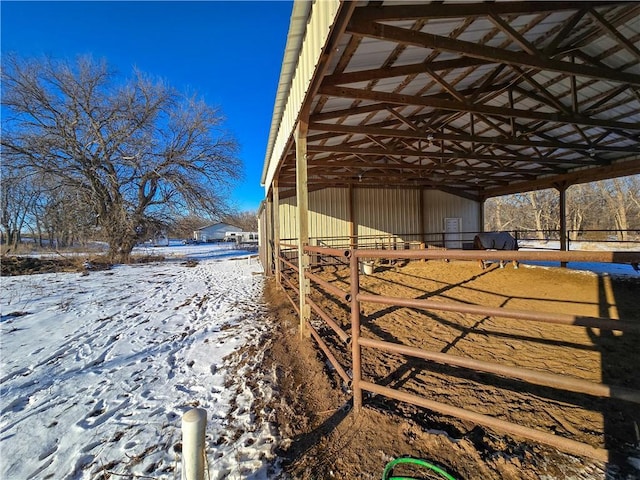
[258, 0, 640, 466]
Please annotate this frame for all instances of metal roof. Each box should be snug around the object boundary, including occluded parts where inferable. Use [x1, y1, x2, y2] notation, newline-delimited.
[260, 0, 312, 186]
[263, 1, 640, 200]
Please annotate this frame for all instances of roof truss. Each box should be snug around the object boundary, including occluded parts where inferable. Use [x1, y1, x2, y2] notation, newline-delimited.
[273, 1, 640, 200]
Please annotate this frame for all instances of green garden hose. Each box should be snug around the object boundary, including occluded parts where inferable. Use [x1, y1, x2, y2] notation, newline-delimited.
[382, 457, 457, 480]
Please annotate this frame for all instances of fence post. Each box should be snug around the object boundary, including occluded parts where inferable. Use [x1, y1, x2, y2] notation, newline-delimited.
[350, 250, 362, 412]
[182, 408, 207, 480]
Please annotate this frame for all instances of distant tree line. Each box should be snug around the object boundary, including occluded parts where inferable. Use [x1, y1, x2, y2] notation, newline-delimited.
[0, 179, 258, 251]
[484, 176, 640, 240]
[1, 55, 243, 261]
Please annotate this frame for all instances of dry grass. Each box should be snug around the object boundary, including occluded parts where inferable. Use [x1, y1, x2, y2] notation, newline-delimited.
[1, 241, 107, 257]
[1, 253, 165, 276]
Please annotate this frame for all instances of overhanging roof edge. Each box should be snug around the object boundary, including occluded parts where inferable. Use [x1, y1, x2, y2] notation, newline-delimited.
[260, 0, 311, 188]
[261, 0, 343, 191]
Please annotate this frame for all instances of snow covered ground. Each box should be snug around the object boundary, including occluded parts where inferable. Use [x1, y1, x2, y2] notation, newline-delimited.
[0, 243, 280, 479]
[518, 240, 640, 278]
[1, 240, 638, 480]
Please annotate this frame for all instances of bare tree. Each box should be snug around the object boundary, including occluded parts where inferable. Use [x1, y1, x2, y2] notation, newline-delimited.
[526, 190, 558, 239]
[486, 190, 559, 238]
[627, 176, 640, 213]
[484, 197, 506, 231]
[1, 55, 241, 262]
[599, 178, 634, 240]
[33, 184, 98, 248]
[222, 211, 258, 232]
[566, 183, 603, 239]
[485, 176, 640, 242]
[1, 165, 40, 250]
[169, 214, 211, 240]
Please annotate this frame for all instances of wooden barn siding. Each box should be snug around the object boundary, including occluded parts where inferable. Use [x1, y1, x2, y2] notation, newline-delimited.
[276, 188, 480, 244]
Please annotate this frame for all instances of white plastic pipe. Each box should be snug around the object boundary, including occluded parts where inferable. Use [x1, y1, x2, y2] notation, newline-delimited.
[182, 408, 207, 480]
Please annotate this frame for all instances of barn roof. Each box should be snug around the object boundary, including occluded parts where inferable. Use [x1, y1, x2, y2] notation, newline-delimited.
[262, 0, 640, 201]
[196, 222, 241, 231]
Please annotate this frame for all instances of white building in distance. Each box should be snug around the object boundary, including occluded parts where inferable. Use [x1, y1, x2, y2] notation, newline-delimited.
[193, 223, 241, 242]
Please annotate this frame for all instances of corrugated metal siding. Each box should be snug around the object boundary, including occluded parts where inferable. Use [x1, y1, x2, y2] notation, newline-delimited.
[264, 0, 341, 190]
[422, 190, 480, 235]
[278, 188, 350, 242]
[279, 197, 298, 241]
[309, 188, 350, 242]
[276, 187, 480, 244]
[356, 188, 421, 239]
[258, 205, 268, 270]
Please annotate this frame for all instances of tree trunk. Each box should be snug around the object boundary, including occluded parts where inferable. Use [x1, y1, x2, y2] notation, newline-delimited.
[106, 237, 136, 263]
[570, 210, 583, 240]
[528, 192, 545, 240]
[600, 179, 630, 241]
[612, 179, 629, 241]
[102, 210, 139, 264]
[495, 198, 504, 231]
[105, 227, 138, 263]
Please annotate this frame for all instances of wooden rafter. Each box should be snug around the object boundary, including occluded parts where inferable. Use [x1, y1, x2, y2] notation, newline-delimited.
[306, 143, 599, 166]
[323, 57, 491, 86]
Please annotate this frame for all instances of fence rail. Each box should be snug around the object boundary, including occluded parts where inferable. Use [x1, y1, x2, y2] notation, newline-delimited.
[274, 239, 640, 462]
[298, 228, 640, 252]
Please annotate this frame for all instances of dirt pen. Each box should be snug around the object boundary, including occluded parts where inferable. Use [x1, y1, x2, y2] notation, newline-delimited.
[275, 243, 640, 470]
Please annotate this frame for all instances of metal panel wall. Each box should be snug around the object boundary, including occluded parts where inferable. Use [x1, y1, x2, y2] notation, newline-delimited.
[278, 187, 350, 242]
[258, 203, 267, 268]
[263, 0, 341, 190]
[356, 188, 421, 239]
[279, 197, 298, 242]
[308, 188, 350, 242]
[422, 190, 480, 235]
[276, 187, 480, 243]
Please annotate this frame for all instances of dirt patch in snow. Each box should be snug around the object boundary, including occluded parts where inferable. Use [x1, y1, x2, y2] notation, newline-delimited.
[0, 255, 87, 275]
[262, 260, 640, 479]
[0, 254, 167, 276]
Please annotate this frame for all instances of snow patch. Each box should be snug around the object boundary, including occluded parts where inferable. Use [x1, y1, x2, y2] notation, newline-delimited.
[0, 244, 280, 479]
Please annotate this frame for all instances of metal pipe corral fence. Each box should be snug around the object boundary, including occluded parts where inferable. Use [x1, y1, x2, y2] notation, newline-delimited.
[278, 241, 640, 462]
[360, 381, 609, 462]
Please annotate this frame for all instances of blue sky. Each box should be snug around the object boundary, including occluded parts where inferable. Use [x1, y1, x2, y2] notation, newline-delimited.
[1, 0, 293, 212]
